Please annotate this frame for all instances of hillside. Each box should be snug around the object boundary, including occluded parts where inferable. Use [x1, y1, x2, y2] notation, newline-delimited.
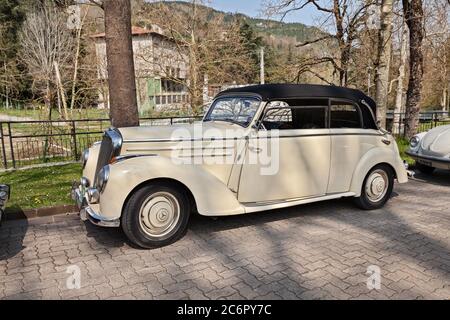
[144, 1, 324, 47]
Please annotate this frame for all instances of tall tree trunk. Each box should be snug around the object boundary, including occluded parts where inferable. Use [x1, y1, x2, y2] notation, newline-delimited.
[375, 0, 394, 129]
[103, 0, 139, 128]
[393, 22, 408, 135]
[403, 0, 424, 139]
[70, 9, 88, 115]
[54, 61, 69, 120]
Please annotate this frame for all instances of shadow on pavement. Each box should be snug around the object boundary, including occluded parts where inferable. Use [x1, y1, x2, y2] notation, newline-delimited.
[411, 169, 450, 187]
[0, 214, 29, 261]
[83, 220, 128, 248]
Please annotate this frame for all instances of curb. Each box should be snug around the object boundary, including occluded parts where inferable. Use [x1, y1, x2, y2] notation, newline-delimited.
[5, 204, 78, 221]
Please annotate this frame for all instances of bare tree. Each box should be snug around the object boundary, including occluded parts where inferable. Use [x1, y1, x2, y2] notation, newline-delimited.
[265, 0, 376, 86]
[392, 20, 408, 135]
[420, 0, 450, 112]
[137, 0, 254, 113]
[19, 2, 75, 118]
[374, 0, 395, 128]
[402, 0, 424, 138]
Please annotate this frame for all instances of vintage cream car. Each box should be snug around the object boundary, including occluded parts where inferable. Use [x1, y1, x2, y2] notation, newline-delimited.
[73, 84, 408, 248]
[406, 124, 450, 174]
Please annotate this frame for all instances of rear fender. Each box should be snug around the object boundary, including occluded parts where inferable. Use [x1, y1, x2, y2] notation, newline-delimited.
[350, 146, 408, 196]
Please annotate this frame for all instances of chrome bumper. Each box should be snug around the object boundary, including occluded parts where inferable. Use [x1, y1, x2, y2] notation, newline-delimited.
[72, 186, 86, 210]
[80, 206, 120, 228]
[406, 151, 450, 170]
[72, 182, 120, 228]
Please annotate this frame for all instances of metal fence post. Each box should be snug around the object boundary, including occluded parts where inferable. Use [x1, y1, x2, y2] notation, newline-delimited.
[0, 123, 7, 169]
[71, 120, 79, 161]
[7, 122, 15, 168]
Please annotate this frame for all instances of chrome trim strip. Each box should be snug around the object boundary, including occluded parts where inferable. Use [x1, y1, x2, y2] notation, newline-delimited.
[124, 132, 383, 144]
[111, 154, 157, 163]
[124, 137, 242, 143]
[177, 153, 233, 158]
[125, 146, 236, 152]
[406, 151, 450, 164]
[361, 99, 379, 129]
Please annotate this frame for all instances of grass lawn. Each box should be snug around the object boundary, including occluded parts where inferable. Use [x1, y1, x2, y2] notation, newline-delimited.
[0, 163, 81, 212]
[396, 137, 414, 166]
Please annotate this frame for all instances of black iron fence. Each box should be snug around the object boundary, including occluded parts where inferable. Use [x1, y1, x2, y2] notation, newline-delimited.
[0, 116, 201, 169]
[386, 111, 449, 137]
[1, 112, 448, 169]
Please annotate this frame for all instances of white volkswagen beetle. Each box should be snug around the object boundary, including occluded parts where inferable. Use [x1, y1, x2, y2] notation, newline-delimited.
[406, 124, 450, 174]
[73, 84, 408, 248]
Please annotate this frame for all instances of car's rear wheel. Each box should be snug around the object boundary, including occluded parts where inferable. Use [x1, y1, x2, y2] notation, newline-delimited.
[415, 162, 435, 175]
[122, 182, 191, 249]
[354, 164, 394, 210]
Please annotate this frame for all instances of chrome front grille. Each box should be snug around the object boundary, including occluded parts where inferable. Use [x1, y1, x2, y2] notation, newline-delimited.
[94, 128, 123, 185]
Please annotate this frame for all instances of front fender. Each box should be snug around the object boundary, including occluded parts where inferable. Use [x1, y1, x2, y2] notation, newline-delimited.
[98, 156, 244, 219]
[350, 146, 408, 197]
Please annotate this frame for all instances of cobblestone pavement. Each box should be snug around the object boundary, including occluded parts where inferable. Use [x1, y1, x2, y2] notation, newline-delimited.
[1, 171, 449, 300]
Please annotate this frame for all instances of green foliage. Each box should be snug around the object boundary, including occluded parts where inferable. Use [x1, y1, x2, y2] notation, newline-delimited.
[0, 0, 26, 60]
[249, 19, 324, 44]
[239, 22, 263, 83]
[0, 163, 81, 211]
[396, 137, 414, 166]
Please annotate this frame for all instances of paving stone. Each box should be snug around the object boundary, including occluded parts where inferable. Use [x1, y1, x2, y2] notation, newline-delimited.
[0, 178, 449, 300]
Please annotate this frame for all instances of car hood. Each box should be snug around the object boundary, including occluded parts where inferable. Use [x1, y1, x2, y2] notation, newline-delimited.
[421, 124, 450, 155]
[118, 121, 247, 142]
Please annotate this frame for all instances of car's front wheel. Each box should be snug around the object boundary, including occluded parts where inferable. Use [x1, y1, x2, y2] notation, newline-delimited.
[415, 162, 435, 175]
[122, 182, 191, 249]
[354, 164, 394, 210]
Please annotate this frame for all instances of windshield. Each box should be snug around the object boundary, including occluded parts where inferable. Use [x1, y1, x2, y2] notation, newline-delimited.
[204, 97, 261, 127]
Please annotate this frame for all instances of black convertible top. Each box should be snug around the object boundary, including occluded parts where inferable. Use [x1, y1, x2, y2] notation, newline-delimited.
[216, 84, 377, 115]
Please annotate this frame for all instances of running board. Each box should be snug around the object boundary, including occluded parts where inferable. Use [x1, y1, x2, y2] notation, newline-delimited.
[243, 192, 356, 214]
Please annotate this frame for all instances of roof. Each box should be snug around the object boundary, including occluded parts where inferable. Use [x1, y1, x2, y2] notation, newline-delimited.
[91, 26, 153, 39]
[216, 84, 377, 113]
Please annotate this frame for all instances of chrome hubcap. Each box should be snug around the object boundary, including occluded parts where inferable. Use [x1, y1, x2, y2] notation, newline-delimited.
[139, 192, 180, 238]
[365, 170, 389, 202]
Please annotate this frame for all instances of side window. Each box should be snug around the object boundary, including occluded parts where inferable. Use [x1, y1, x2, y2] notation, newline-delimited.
[292, 107, 326, 129]
[330, 102, 362, 129]
[262, 100, 327, 130]
[263, 108, 293, 130]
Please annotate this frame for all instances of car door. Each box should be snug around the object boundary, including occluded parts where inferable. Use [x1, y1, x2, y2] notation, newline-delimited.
[327, 100, 378, 193]
[237, 100, 331, 204]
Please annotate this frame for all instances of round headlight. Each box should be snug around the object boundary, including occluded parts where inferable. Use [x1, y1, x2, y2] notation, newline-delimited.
[410, 136, 420, 148]
[0, 191, 7, 200]
[82, 149, 90, 169]
[96, 165, 110, 193]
